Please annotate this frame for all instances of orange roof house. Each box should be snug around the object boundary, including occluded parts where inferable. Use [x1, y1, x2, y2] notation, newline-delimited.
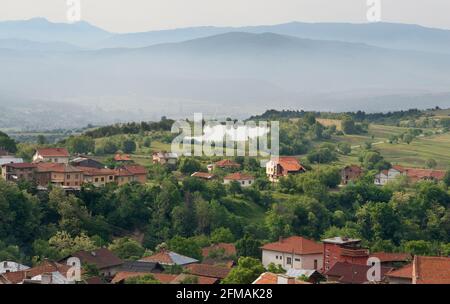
[214, 159, 241, 169]
[33, 148, 70, 164]
[223, 172, 255, 187]
[266, 157, 306, 182]
[261, 236, 323, 271]
[184, 264, 231, 280]
[253, 272, 311, 284]
[114, 154, 132, 162]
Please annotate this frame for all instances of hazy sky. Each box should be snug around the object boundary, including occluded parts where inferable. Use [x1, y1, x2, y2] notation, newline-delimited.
[1, 0, 449, 33]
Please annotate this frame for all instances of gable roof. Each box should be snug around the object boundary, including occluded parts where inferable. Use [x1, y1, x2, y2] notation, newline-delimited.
[413, 256, 450, 284]
[114, 154, 132, 161]
[386, 263, 413, 279]
[191, 172, 216, 179]
[120, 261, 164, 273]
[139, 250, 198, 266]
[121, 165, 147, 175]
[36, 163, 83, 173]
[370, 252, 412, 263]
[215, 159, 241, 168]
[326, 262, 393, 284]
[77, 167, 115, 176]
[184, 264, 231, 279]
[36, 148, 69, 157]
[276, 157, 304, 172]
[224, 172, 254, 181]
[2, 162, 36, 169]
[64, 248, 123, 270]
[253, 272, 310, 284]
[261, 236, 323, 255]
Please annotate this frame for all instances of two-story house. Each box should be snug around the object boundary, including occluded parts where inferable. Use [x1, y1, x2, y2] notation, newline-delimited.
[33, 148, 70, 164]
[261, 236, 323, 271]
[266, 157, 306, 182]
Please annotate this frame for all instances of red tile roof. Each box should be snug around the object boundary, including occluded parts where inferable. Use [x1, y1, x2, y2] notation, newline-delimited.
[405, 168, 446, 181]
[77, 167, 115, 176]
[114, 154, 132, 161]
[184, 264, 231, 279]
[36, 148, 69, 157]
[224, 172, 254, 181]
[2, 260, 71, 284]
[326, 262, 393, 284]
[2, 162, 36, 169]
[386, 264, 413, 279]
[370, 252, 412, 263]
[174, 274, 219, 284]
[277, 157, 303, 172]
[261, 236, 323, 255]
[215, 159, 241, 168]
[191, 172, 216, 179]
[253, 272, 310, 284]
[122, 165, 147, 175]
[202, 243, 237, 258]
[413, 256, 450, 284]
[36, 163, 83, 173]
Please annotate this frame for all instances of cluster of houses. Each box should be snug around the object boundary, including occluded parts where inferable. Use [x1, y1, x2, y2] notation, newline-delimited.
[1, 235, 448, 284]
[0, 242, 237, 285]
[0, 148, 148, 190]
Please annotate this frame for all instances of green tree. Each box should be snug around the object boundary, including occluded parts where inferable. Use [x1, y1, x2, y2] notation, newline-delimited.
[66, 135, 95, 154]
[108, 237, 145, 260]
[178, 158, 202, 175]
[125, 274, 161, 284]
[267, 263, 285, 274]
[341, 118, 356, 134]
[0, 131, 17, 153]
[222, 257, 265, 284]
[210, 227, 235, 244]
[167, 236, 202, 261]
[121, 139, 137, 154]
[235, 234, 262, 259]
[337, 142, 352, 155]
[425, 158, 437, 169]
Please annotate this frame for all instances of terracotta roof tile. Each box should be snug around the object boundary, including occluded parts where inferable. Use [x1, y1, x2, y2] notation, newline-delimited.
[370, 252, 412, 263]
[215, 159, 241, 168]
[326, 262, 393, 284]
[261, 236, 323, 255]
[114, 154, 132, 161]
[224, 172, 254, 181]
[64, 248, 123, 270]
[202, 243, 237, 258]
[36, 148, 69, 157]
[184, 264, 231, 279]
[414, 256, 450, 284]
[386, 264, 413, 279]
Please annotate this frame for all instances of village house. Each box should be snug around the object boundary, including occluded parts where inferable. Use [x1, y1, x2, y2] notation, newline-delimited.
[0, 260, 72, 284]
[285, 268, 325, 284]
[209, 159, 241, 172]
[261, 236, 323, 271]
[79, 167, 116, 187]
[70, 156, 105, 169]
[139, 249, 198, 266]
[369, 252, 412, 268]
[201, 243, 236, 267]
[184, 264, 231, 282]
[322, 237, 369, 272]
[341, 165, 363, 185]
[191, 172, 216, 180]
[1, 162, 36, 182]
[120, 165, 148, 184]
[35, 163, 84, 189]
[60, 248, 123, 278]
[223, 172, 255, 187]
[33, 148, 70, 164]
[0, 261, 29, 274]
[266, 157, 306, 182]
[0, 155, 23, 167]
[114, 154, 133, 163]
[152, 152, 178, 166]
[385, 263, 413, 284]
[375, 165, 446, 185]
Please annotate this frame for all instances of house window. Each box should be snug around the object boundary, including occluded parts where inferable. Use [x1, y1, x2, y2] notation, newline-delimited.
[286, 257, 292, 265]
[109, 176, 113, 180]
[295, 258, 300, 262]
[95, 178, 99, 182]
[75, 174, 79, 179]
[67, 174, 71, 179]
[241, 181, 245, 185]
[101, 177, 105, 182]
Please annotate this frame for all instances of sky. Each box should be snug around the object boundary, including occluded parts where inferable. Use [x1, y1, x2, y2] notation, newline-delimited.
[1, 0, 449, 33]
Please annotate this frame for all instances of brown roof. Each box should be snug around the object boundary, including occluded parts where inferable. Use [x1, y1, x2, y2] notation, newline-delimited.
[261, 236, 323, 255]
[2, 260, 70, 284]
[174, 274, 218, 284]
[114, 154, 132, 161]
[36, 148, 69, 157]
[224, 172, 254, 181]
[2, 162, 36, 169]
[276, 157, 304, 172]
[77, 166, 115, 176]
[65, 248, 123, 270]
[202, 243, 237, 258]
[386, 264, 413, 279]
[191, 172, 216, 179]
[405, 168, 446, 181]
[326, 262, 393, 284]
[184, 264, 231, 279]
[370, 252, 412, 263]
[215, 159, 241, 168]
[343, 165, 363, 173]
[36, 163, 83, 173]
[413, 256, 450, 284]
[122, 165, 147, 175]
[138, 250, 198, 265]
